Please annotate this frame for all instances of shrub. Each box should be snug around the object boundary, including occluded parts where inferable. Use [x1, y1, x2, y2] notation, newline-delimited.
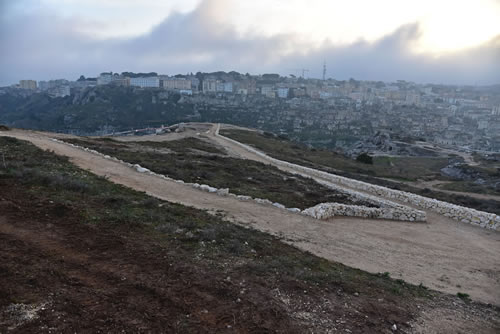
[356, 153, 373, 164]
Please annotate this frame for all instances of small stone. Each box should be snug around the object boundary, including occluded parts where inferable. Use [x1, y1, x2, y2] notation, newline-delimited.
[392, 324, 397, 331]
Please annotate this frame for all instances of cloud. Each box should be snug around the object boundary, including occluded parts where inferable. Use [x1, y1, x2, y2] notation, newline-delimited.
[0, 0, 499, 85]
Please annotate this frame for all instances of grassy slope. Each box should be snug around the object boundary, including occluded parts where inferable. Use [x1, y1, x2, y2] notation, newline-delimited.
[63, 137, 376, 209]
[0, 135, 442, 332]
[220, 129, 448, 181]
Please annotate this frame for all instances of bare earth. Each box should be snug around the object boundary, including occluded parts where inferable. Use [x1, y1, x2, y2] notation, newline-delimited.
[3, 126, 500, 309]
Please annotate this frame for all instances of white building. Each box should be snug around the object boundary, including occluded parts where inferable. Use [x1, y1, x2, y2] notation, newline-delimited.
[38, 81, 50, 91]
[50, 85, 70, 98]
[56, 85, 70, 97]
[277, 87, 289, 98]
[478, 120, 489, 130]
[261, 85, 275, 98]
[492, 105, 500, 115]
[19, 80, 37, 90]
[161, 77, 192, 90]
[215, 81, 233, 93]
[97, 73, 113, 85]
[202, 79, 217, 93]
[319, 91, 333, 99]
[130, 77, 160, 88]
[405, 92, 421, 105]
[222, 82, 233, 93]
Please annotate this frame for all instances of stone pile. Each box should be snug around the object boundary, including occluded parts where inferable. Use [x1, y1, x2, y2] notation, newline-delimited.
[302, 203, 426, 221]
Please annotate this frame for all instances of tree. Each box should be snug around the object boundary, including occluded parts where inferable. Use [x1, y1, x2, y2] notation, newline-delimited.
[356, 153, 373, 164]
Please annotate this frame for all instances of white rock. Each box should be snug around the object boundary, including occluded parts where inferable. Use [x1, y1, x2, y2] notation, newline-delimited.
[216, 188, 229, 196]
[272, 202, 286, 209]
[237, 195, 252, 201]
[133, 164, 150, 173]
[287, 208, 301, 213]
[199, 184, 217, 193]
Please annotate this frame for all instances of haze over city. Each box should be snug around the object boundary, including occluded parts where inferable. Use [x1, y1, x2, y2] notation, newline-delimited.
[1, 0, 499, 85]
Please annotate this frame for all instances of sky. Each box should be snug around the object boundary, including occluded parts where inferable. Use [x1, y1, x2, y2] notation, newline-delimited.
[0, 0, 499, 85]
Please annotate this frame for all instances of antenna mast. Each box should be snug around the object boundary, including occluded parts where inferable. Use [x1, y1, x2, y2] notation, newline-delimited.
[322, 61, 327, 81]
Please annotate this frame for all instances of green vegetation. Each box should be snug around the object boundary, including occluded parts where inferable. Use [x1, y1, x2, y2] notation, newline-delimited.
[457, 292, 471, 301]
[0, 135, 432, 300]
[132, 137, 226, 155]
[438, 181, 500, 196]
[0, 86, 194, 133]
[356, 153, 373, 164]
[63, 136, 376, 209]
[221, 129, 449, 181]
[472, 152, 500, 167]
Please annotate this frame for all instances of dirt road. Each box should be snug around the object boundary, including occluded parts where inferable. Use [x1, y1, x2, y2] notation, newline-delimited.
[114, 122, 214, 143]
[3, 128, 500, 306]
[414, 141, 479, 166]
[407, 179, 500, 202]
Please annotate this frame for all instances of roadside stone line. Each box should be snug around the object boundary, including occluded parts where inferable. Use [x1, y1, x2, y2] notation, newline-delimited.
[52, 137, 425, 223]
[50, 138, 301, 213]
[215, 125, 500, 230]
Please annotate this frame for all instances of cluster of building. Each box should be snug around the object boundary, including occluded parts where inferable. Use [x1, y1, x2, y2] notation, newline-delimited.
[93, 72, 259, 96]
[15, 72, 499, 108]
[19, 79, 71, 97]
[11, 71, 500, 151]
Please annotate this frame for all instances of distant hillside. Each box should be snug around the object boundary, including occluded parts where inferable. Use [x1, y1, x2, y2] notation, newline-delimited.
[0, 85, 357, 145]
[0, 86, 195, 135]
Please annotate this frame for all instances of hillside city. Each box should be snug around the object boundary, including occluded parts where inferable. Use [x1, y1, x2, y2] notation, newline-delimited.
[5, 71, 500, 154]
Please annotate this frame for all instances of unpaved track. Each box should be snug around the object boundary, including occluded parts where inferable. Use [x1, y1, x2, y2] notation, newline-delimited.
[408, 179, 500, 202]
[3, 128, 500, 306]
[114, 122, 213, 143]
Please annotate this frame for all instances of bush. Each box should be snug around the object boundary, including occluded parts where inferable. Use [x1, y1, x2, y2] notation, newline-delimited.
[263, 131, 275, 138]
[356, 153, 373, 164]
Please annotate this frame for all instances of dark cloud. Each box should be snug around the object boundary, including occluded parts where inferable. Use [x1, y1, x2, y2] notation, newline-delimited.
[0, 0, 499, 85]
